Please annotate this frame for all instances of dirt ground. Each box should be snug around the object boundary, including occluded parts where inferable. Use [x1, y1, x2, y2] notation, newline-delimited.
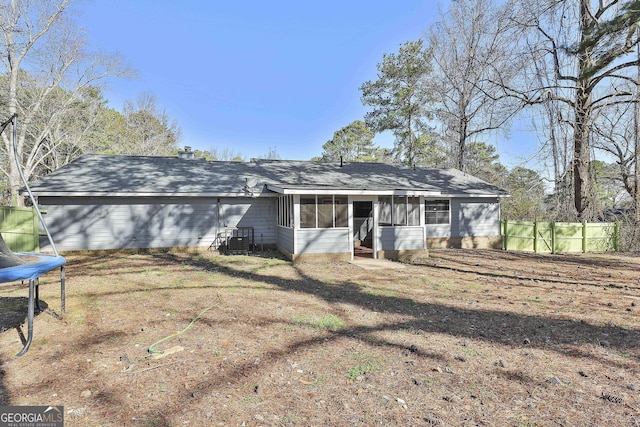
[0, 248, 639, 426]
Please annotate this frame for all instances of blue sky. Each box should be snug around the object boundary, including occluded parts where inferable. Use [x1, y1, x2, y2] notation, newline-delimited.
[74, 1, 442, 160]
[76, 0, 534, 166]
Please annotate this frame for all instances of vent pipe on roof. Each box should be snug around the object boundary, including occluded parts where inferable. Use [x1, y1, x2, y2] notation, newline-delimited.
[178, 146, 195, 159]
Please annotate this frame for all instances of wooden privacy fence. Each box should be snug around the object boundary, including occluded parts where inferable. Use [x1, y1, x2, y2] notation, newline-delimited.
[0, 205, 40, 252]
[501, 220, 619, 253]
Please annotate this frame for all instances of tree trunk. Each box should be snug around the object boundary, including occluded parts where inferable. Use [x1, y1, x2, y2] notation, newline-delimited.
[8, 163, 23, 207]
[573, 0, 594, 221]
[406, 114, 415, 167]
[7, 45, 23, 207]
[457, 115, 467, 171]
[635, 108, 639, 223]
[573, 90, 591, 220]
[636, 37, 640, 224]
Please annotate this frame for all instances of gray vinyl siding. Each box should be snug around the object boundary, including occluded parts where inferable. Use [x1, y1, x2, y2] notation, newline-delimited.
[424, 223, 451, 238]
[379, 226, 426, 251]
[295, 228, 350, 254]
[276, 226, 294, 254]
[35, 194, 501, 254]
[219, 198, 277, 247]
[451, 198, 501, 237]
[423, 198, 500, 239]
[38, 196, 277, 251]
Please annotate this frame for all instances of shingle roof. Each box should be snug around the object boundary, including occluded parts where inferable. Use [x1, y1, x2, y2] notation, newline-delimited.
[254, 159, 507, 196]
[26, 155, 508, 197]
[28, 155, 258, 195]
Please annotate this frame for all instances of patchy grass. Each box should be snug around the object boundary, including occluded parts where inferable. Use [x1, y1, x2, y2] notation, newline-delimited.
[292, 313, 347, 331]
[0, 249, 639, 426]
[346, 353, 383, 380]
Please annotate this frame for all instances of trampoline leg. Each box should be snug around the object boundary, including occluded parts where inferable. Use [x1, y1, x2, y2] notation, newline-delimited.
[16, 278, 35, 357]
[61, 265, 65, 313]
[35, 278, 43, 312]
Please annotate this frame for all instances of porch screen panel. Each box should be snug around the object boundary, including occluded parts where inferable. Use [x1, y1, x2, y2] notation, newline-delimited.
[379, 196, 392, 226]
[300, 197, 316, 228]
[408, 196, 420, 226]
[318, 197, 333, 228]
[393, 196, 407, 226]
[281, 197, 286, 226]
[335, 196, 348, 227]
[289, 196, 294, 226]
[278, 195, 293, 228]
[287, 195, 294, 227]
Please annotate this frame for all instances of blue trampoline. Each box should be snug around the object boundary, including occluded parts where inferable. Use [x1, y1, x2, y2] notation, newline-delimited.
[0, 114, 66, 356]
[0, 254, 66, 282]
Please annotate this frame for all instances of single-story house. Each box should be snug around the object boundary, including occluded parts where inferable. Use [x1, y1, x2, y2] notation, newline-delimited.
[26, 149, 509, 261]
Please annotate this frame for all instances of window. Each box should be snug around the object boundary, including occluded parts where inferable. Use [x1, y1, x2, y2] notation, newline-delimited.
[425, 200, 450, 225]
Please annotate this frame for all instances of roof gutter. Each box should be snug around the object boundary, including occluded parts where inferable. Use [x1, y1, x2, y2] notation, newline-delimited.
[266, 184, 441, 197]
[438, 193, 510, 199]
[24, 191, 278, 198]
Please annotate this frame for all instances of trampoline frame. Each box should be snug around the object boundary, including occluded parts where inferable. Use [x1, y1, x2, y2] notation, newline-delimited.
[0, 114, 66, 356]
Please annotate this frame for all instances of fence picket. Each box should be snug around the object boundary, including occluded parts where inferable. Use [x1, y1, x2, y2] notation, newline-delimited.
[502, 219, 618, 253]
[0, 206, 40, 252]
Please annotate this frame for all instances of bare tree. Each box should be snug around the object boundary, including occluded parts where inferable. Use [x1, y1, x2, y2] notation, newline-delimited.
[428, 0, 521, 172]
[209, 147, 245, 162]
[528, 50, 576, 220]
[592, 92, 636, 195]
[0, 0, 131, 204]
[120, 93, 181, 156]
[259, 147, 281, 160]
[507, 0, 640, 220]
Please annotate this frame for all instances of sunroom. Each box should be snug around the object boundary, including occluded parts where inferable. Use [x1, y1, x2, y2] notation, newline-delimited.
[271, 188, 440, 262]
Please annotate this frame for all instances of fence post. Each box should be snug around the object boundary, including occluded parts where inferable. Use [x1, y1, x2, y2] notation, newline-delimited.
[551, 221, 556, 254]
[582, 221, 587, 253]
[614, 222, 619, 252]
[503, 219, 508, 251]
[533, 221, 538, 253]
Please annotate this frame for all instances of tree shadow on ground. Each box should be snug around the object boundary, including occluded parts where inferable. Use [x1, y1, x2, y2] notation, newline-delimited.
[129, 250, 638, 424]
[27, 250, 637, 425]
[424, 249, 640, 290]
[150, 251, 639, 364]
